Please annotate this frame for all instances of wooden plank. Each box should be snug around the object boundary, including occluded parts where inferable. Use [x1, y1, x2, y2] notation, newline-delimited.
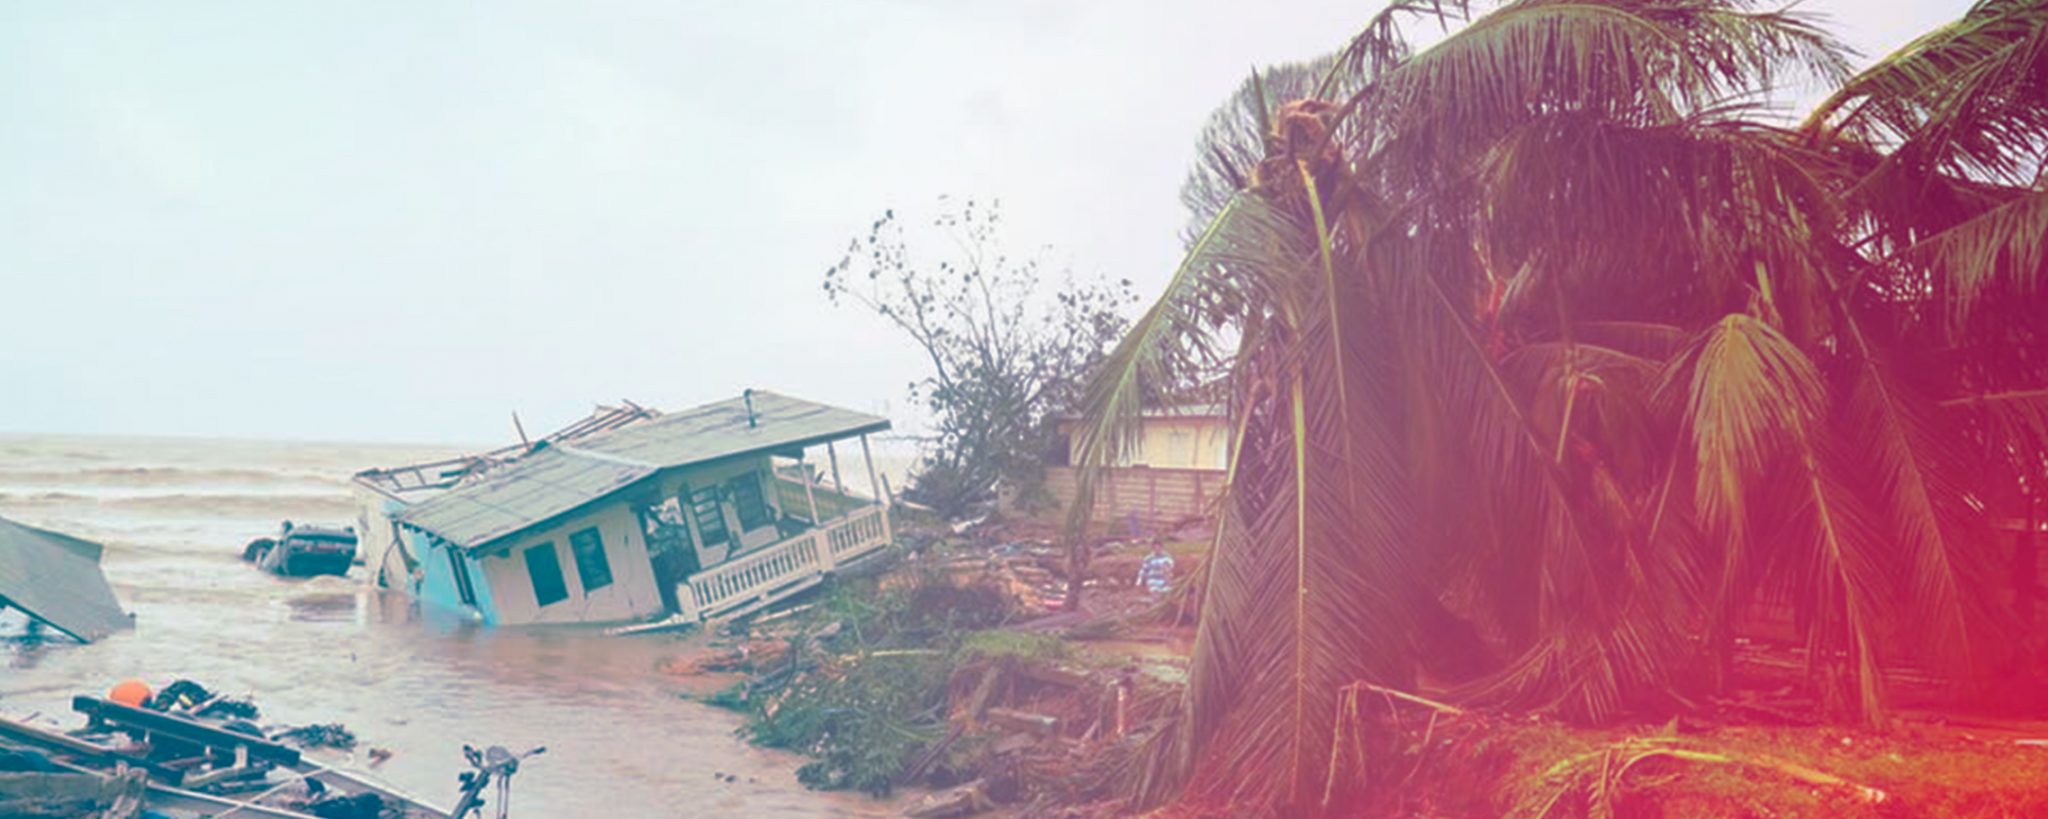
[985, 708, 1059, 737]
[0, 714, 113, 758]
[1148, 471, 1158, 525]
[0, 714, 187, 784]
[70, 698, 301, 767]
[860, 434, 884, 508]
[827, 441, 845, 502]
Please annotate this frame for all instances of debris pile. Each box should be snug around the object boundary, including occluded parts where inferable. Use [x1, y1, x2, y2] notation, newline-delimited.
[276, 723, 359, 751]
[672, 514, 1202, 817]
[147, 678, 261, 720]
[0, 766, 145, 817]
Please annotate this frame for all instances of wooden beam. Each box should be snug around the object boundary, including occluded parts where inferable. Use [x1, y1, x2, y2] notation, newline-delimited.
[860, 434, 885, 508]
[827, 441, 846, 510]
[71, 698, 301, 767]
[798, 450, 821, 524]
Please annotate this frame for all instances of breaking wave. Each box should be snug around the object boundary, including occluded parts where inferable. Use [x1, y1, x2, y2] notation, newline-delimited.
[0, 490, 357, 519]
[0, 465, 348, 490]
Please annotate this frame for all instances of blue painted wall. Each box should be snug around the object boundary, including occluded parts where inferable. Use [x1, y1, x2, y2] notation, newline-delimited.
[411, 528, 500, 625]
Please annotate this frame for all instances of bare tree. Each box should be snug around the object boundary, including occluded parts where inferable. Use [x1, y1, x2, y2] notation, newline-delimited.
[825, 198, 1136, 518]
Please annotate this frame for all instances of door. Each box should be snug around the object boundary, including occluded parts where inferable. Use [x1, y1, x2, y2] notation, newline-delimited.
[685, 483, 732, 566]
[637, 496, 695, 613]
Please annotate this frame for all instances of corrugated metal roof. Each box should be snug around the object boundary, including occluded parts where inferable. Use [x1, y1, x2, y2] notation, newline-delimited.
[397, 391, 889, 551]
[352, 401, 662, 502]
[1055, 403, 1228, 421]
[0, 516, 132, 642]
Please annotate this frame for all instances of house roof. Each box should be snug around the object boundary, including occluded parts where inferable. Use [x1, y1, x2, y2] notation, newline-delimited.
[0, 516, 132, 642]
[352, 401, 661, 502]
[397, 390, 889, 551]
[1056, 403, 1227, 422]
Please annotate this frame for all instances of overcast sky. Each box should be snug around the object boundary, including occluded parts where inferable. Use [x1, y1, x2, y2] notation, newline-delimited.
[0, 1, 1968, 445]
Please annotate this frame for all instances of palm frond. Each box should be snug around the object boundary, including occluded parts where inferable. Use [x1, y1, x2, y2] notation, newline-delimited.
[1840, 359, 1988, 675]
[1315, 0, 1470, 99]
[1180, 60, 1357, 243]
[1065, 194, 1285, 537]
[1363, 0, 1849, 136]
[1780, 438, 1895, 725]
[1911, 188, 2048, 330]
[1669, 313, 1824, 546]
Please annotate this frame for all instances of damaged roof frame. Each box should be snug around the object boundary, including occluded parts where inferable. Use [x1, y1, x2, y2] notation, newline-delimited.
[351, 400, 661, 502]
[394, 390, 890, 554]
[0, 516, 133, 643]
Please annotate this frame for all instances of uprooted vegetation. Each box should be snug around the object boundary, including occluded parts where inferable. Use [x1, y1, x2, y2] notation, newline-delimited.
[681, 522, 1194, 813]
[734, 574, 1012, 796]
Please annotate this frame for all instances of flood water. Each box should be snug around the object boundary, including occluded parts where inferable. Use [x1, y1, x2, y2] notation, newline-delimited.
[0, 433, 903, 817]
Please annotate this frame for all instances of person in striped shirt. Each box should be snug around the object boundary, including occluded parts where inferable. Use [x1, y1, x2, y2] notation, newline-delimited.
[1137, 540, 1175, 596]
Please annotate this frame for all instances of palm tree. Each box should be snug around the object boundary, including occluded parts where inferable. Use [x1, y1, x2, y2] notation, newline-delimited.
[1065, 1, 2048, 813]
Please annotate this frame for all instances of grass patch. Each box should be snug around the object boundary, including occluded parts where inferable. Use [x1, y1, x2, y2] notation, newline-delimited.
[958, 629, 1069, 662]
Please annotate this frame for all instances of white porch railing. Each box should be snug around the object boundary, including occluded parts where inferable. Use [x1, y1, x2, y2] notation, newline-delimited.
[678, 504, 891, 620]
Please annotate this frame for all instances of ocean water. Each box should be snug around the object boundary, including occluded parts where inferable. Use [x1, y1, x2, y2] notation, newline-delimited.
[0, 433, 909, 817]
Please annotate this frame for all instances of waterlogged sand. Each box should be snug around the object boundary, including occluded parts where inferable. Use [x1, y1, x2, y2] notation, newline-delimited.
[0, 432, 908, 817]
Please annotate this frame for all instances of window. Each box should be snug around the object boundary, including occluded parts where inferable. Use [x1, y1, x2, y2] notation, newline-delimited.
[569, 527, 613, 591]
[447, 548, 478, 607]
[728, 473, 771, 531]
[524, 542, 569, 607]
[689, 486, 729, 547]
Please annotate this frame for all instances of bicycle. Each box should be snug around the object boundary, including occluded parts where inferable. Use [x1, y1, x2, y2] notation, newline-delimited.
[450, 744, 546, 819]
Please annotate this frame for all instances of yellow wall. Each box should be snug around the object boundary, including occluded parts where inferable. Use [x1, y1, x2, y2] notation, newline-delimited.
[1066, 416, 1229, 471]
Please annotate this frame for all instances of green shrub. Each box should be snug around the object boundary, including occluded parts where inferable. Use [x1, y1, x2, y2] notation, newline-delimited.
[747, 651, 952, 796]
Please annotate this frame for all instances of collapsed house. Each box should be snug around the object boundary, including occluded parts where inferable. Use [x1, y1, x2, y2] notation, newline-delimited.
[350, 400, 661, 594]
[0, 515, 132, 642]
[353, 390, 894, 627]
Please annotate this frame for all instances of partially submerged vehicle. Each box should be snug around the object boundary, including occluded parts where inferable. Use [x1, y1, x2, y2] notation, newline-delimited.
[243, 521, 358, 577]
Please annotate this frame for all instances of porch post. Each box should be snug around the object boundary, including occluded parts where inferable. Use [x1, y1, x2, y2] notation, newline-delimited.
[676, 580, 701, 622]
[827, 440, 846, 513]
[798, 450, 821, 524]
[860, 434, 885, 507]
[859, 433, 894, 547]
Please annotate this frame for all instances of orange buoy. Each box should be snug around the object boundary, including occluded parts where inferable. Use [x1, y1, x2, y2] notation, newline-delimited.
[108, 679, 152, 708]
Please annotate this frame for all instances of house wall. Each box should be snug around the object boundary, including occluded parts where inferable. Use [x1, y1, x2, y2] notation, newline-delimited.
[646, 455, 784, 565]
[472, 501, 665, 626]
[1041, 465, 1222, 532]
[416, 529, 500, 622]
[397, 454, 799, 627]
[1064, 417, 1230, 471]
[352, 487, 415, 591]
